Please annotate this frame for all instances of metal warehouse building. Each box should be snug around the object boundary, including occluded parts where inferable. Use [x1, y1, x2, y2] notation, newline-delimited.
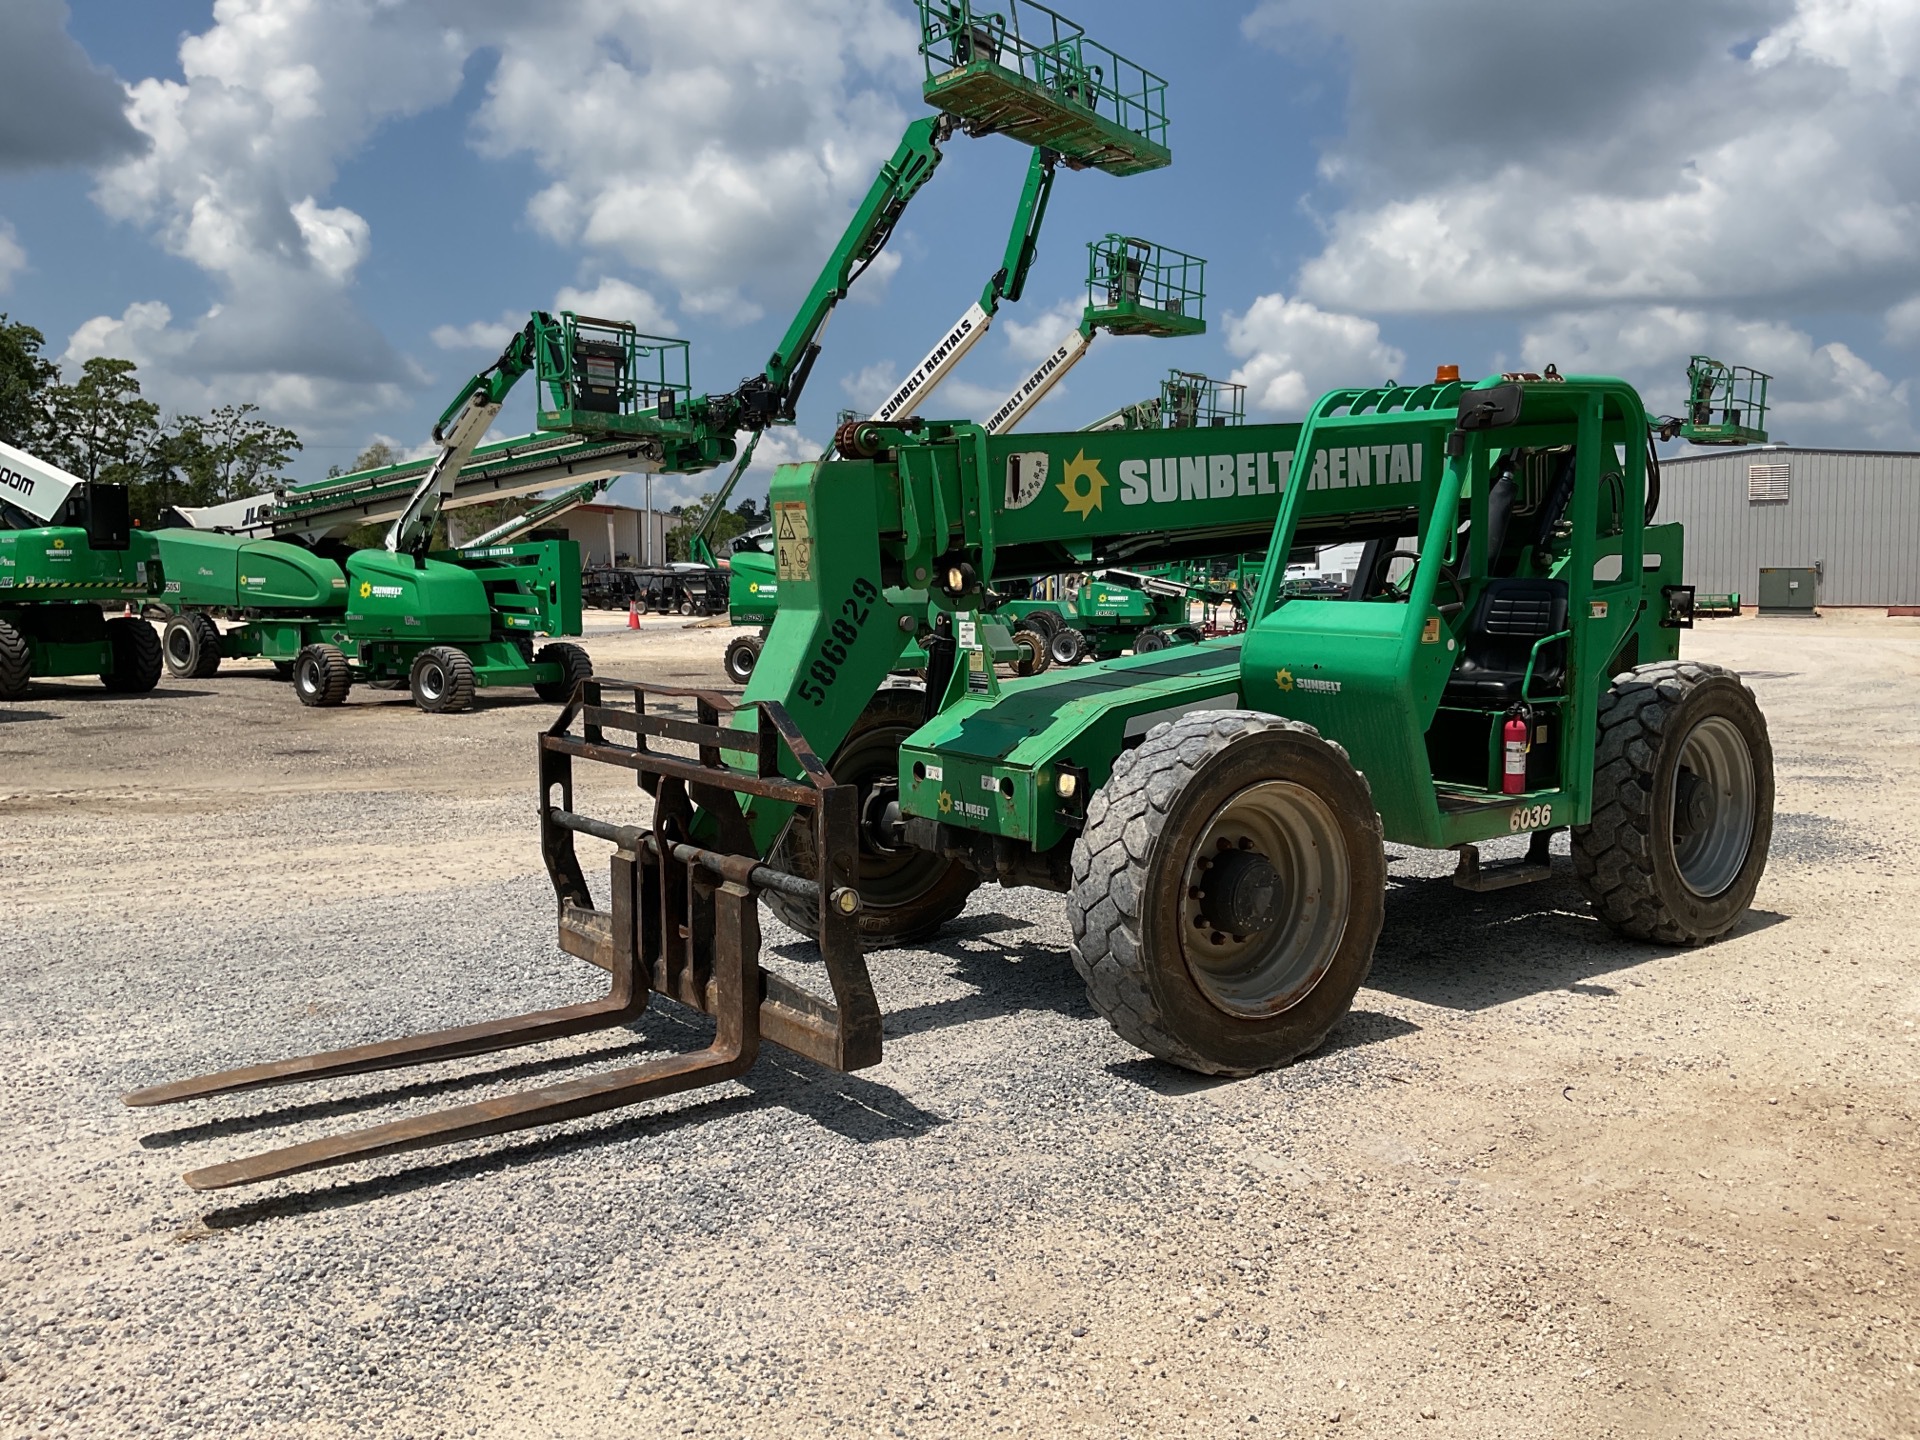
[1656, 447, 1920, 608]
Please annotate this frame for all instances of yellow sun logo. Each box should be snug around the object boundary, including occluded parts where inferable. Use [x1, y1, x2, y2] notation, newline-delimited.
[1056, 449, 1107, 520]
[1275, 668, 1295, 692]
[358, 581, 372, 598]
[937, 789, 954, 815]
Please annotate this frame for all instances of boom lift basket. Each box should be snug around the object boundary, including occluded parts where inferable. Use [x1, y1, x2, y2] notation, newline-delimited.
[535, 314, 694, 437]
[917, 1, 1172, 175]
[1679, 354, 1770, 447]
[126, 681, 882, 1191]
[1084, 235, 1207, 338]
[1162, 369, 1246, 428]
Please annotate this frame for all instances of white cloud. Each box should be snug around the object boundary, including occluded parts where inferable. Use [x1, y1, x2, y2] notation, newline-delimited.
[840, 360, 898, 412]
[1520, 306, 1918, 448]
[64, 299, 414, 441]
[1252, 0, 1920, 316]
[431, 314, 523, 352]
[552, 278, 671, 334]
[0, 224, 25, 291]
[1000, 298, 1086, 364]
[0, 0, 147, 171]
[471, 1, 920, 311]
[1886, 295, 1920, 347]
[1225, 293, 1406, 415]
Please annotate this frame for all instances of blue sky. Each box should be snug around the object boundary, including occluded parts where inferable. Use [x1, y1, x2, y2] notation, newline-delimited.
[4, 0, 1918, 508]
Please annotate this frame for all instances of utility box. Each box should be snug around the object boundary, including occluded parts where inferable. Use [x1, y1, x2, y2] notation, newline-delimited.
[1758, 566, 1817, 615]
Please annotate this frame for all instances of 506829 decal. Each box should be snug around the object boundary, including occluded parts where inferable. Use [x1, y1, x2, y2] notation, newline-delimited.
[796, 576, 880, 706]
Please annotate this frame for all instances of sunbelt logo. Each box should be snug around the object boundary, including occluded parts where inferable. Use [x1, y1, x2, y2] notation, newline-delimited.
[1305, 442, 1424, 491]
[1117, 451, 1294, 508]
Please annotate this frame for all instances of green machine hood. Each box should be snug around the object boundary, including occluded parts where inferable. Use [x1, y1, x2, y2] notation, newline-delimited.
[155, 528, 346, 611]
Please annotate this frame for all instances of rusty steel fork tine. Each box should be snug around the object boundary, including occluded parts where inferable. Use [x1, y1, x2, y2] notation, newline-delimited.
[177, 880, 762, 1192]
[126, 848, 647, 1111]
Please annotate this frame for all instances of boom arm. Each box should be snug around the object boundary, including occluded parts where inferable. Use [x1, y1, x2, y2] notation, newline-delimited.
[463, 478, 609, 549]
[0, 437, 84, 526]
[685, 431, 763, 569]
[386, 319, 547, 556]
[868, 148, 1059, 425]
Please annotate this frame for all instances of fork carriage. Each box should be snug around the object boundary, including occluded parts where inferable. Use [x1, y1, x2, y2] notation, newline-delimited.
[126, 681, 884, 1191]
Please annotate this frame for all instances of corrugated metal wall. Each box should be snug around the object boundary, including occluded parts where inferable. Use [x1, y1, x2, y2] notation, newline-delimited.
[1656, 449, 1920, 606]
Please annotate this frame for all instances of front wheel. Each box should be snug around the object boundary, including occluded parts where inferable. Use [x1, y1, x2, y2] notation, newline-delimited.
[1069, 710, 1386, 1076]
[1573, 661, 1773, 944]
[162, 613, 222, 678]
[101, 617, 163, 694]
[1048, 626, 1088, 667]
[533, 641, 593, 703]
[293, 644, 352, 707]
[0, 620, 31, 699]
[410, 646, 475, 713]
[723, 632, 764, 686]
[764, 687, 979, 947]
[1009, 628, 1051, 677]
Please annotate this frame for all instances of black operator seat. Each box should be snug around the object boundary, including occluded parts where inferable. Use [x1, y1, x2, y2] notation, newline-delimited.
[1442, 578, 1569, 708]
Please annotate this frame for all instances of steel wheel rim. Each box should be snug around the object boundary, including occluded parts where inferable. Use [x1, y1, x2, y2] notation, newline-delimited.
[1179, 779, 1350, 1018]
[296, 657, 322, 696]
[165, 626, 195, 668]
[418, 662, 446, 702]
[1672, 714, 1756, 898]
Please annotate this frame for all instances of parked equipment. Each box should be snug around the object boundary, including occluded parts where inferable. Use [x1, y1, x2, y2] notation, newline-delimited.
[0, 438, 165, 699]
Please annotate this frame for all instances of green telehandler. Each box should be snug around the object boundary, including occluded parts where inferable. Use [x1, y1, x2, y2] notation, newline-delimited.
[121, 8, 1776, 1192]
[0, 438, 166, 699]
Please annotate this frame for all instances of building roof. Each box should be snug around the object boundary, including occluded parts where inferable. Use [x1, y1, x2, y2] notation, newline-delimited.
[1663, 445, 1920, 466]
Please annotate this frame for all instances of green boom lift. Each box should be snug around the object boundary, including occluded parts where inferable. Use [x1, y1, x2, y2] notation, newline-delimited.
[0, 438, 166, 699]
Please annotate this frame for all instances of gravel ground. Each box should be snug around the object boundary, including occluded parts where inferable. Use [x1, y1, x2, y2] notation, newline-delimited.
[1, 610, 1916, 1439]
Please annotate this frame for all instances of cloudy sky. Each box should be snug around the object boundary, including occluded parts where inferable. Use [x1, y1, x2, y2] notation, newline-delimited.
[2, 0, 1916, 504]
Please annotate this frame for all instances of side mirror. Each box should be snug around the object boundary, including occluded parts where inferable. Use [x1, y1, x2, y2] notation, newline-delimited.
[1456, 383, 1524, 432]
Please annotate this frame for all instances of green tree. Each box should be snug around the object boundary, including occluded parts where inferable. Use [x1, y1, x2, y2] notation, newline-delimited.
[0, 315, 58, 450]
[41, 357, 159, 485]
[191, 402, 302, 501]
[666, 492, 749, 562]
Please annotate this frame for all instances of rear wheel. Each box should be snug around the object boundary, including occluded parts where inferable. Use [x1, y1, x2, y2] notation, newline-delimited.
[1573, 661, 1773, 944]
[723, 632, 764, 686]
[0, 620, 30, 699]
[162, 612, 222, 678]
[1169, 624, 1204, 646]
[293, 644, 352, 707]
[678, 597, 694, 616]
[1069, 710, 1385, 1075]
[1134, 628, 1169, 654]
[1009, 628, 1051, 677]
[101, 617, 163, 694]
[533, 641, 593, 703]
[1048, 625, 1088, 667]
[1015, 609, 1063, 640]
[764, 687, 979, 947]
[409, 646, 475, 713]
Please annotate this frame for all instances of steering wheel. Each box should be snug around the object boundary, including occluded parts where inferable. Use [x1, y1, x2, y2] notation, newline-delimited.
[1374, 550, 1467, 612]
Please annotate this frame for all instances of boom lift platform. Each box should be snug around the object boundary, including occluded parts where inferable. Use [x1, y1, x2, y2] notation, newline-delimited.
[1671, 354, 1770, 447]
[0, 438, 165, 698]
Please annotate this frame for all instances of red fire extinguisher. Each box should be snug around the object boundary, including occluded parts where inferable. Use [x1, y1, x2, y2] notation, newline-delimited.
[1502, 711, 1530, 795]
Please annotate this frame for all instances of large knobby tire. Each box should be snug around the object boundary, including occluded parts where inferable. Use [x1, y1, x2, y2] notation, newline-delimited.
[765, 687, 979, 947]
[410, 646, 475, 713]
[293, 644, 351, 707]
[1573, 661, 1774, 944]
[162, 612, 222, 678]
[723, 632, 764, 686]
[1069, 710, 1386, 1076]
[100, 617, 163, 694]
[1048, 626, 1088, 667]
[0, 620, 31, 700]
[1015, 609, 1063, 640]
[1009, 628, 1051, 677]
[533, 641, 593, 704]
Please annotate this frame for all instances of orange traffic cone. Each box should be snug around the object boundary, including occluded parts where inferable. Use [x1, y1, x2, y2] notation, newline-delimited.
[627, 599, 640, 630]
